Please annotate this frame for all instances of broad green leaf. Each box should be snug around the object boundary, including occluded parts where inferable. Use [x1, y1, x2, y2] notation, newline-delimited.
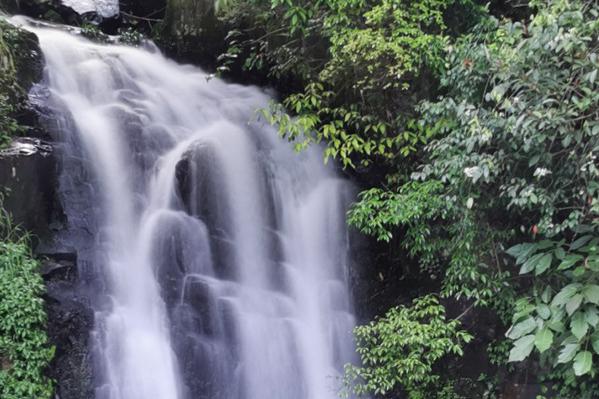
[520, 253, 544, 274]
[508, 334, 535, 362]
[557, 343, 579, 363]
[541, 286, 552, 303]
[566, 294, 583, 316]
[535, 253, 553, 275]
[583, 285, 599, 304]
[552, 284, 581, 307]
[547, 319, 565, 333]
[512, 302, 536, 323]
[571, 311, 589, 340]
[585, 307, 599, 327]
[573, 351, 593, 376]
[557, 254, 583, 270]
[534, 328, 553, 353]
[571, 235, 593, 251]
[507, 317, 537, 340]
[592, 333, 599, 355]
[506, 243, 535, 258]
[537, 240, 555, 250]
[537, 303, 551, 320]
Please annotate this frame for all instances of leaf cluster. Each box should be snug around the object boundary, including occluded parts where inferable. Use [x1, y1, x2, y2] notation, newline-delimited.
[343, 295, 472, 398]
[0, 209, 54, 399]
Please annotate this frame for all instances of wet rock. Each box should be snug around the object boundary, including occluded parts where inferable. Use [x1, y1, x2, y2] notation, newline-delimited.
[41, 253, 95, 399]
[0, 18, 44, 91]
[175, 143, 237, 279]
[0, 138, 58, 242]
[157, 0, 226, 68]
[2, 0, 120, 31]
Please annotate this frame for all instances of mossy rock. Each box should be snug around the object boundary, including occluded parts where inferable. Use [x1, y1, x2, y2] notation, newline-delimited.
[0, 19, 43, 145]
[0, 19, 43, 91]
[156, 0, 227, 68]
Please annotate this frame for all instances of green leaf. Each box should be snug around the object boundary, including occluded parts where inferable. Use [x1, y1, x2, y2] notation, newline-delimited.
[507, 243, 535, 258]
[557, 254, 583, 270]
[566, 294, 583, 316]
[534, 328, 553, 353]
[520, 253, 544, 274]
[535, 253, 553, 275]
[585, 307, 599, 327]
[508, 334, 535, 362]
[592, 333, 599, 355]
[506, 317, 537, 340]
[571, 235, 593, 251]
[571, 311, 589, 340]
[541, 286, 552, 303]
[573, 351, 593, 376]
[537, 303, 551, 320]
[583, 285, 599, 304]
[552, 284, 580, 307]
[557, 343, 579, 363]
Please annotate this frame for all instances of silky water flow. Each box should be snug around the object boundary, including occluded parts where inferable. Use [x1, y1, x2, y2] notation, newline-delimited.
[22, 20, 359, 399]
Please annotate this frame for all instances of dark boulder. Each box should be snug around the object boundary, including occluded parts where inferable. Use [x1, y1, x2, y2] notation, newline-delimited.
[156, 0, 227, 69]
[0, 138, 58, 243]
[41, 253, 95, 399]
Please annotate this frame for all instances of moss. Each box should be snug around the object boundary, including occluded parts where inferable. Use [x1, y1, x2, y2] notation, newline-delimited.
[0, 19, 43, 147]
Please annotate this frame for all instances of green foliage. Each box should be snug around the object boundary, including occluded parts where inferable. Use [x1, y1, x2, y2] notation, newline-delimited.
[505, 234, 599, 375]
[345, 0, 599, 393]
[80, 23, 109, 43]
[0, 20, 25, 147]
[0, 209, 54, 399]
[118, 27, 144, 46]
[219, 0, 465, 167]
[343, 295, 472, 398]
[347, 180, 445, 242]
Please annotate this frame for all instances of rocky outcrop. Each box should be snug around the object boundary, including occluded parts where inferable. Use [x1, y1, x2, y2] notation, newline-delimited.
[1, 18, 95, 399]
[1, 0, 120, 31]
[158, 0, 226, 67]
[0, 138, 57, 240]
[42, 253, 94, 399]
[0, 18, 53, 240]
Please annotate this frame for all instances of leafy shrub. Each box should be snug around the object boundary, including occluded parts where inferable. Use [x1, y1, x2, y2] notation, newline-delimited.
[0, 209, 54, 399]
[218, 0, 474, 168]
[348, 0, 599, 393]
[343, 295, 472, 398]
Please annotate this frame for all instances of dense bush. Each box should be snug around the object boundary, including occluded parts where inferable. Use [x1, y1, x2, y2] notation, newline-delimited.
[217, 0, 484, 167]
[348, 0, 599, 395]
[0, 210, 54, 399]
[344, 295, 472, 398]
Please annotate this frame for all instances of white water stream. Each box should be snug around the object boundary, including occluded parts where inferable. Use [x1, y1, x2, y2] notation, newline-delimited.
[25, 22, 357, 399]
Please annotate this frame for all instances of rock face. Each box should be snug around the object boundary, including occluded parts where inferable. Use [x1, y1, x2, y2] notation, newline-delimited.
[0, 18, 50, 239]
[61, 0, 119, 18]
[42, 253, 94, 399]
[1, 0, 119, 28]
[0, 138, 57, 240]
[159, 0, 226, 67]
[0, 19, 95, 399]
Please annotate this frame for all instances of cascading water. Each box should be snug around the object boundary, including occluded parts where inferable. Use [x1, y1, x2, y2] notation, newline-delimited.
[24, 20, 358, 399]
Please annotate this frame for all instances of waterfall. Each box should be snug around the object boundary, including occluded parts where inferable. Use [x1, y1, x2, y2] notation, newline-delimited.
[26, 21, 358, 399]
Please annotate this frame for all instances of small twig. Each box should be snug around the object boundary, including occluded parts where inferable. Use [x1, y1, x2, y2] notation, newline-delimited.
[456, 302, 475, 321]
[120, 11, 162, 22]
